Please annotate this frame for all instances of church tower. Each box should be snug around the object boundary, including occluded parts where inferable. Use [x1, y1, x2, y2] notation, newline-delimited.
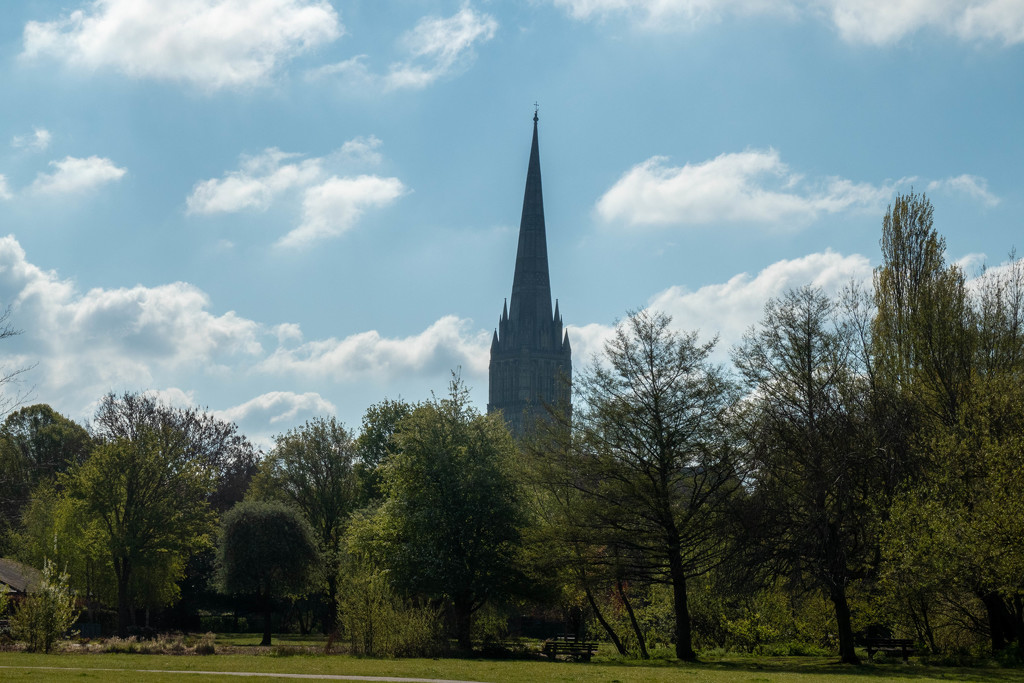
[488, 112, 571, 437]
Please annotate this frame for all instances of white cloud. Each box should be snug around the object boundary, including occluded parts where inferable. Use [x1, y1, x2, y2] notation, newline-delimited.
[569, 250, 873, 368]
[215, 391, 335, 427]
[385, 7, 498, 90]
[551, 0, 789, 29]
[553, 0, 1024, 44]
[12, 127, 52, 151]
[0, 234, 263, 414]
[596, 149, 893, 229]
[258, 315, 491, 381]
[0, 176, 11, 201]
[22, 0, 342, 90]
[187, 148, 323, 214]
[31, 155, 126, 195]
[927, 174, 1000, 207]
[312, 6, 497, 91]
[188, 142, 403, 246]
[827, 0, 1024, 45]
[278, 175, 406, 248]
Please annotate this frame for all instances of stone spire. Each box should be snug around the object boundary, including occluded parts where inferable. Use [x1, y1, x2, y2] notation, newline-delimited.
[508, 110, 553, 345]
[488, 112, 571, 438]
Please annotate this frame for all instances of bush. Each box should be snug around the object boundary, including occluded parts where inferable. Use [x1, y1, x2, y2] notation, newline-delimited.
[338, 563, 444, 657]
[10, 560, 79, 653]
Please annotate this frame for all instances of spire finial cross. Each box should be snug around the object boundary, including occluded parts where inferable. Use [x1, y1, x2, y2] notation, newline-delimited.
[533, 102, 539, 122]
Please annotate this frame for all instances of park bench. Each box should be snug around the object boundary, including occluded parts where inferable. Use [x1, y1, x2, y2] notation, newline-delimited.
[542, 635, 598, 662]
[864, 637, 916, 662]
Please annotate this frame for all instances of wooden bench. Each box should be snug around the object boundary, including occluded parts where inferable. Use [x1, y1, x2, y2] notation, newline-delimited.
[864, 637, 916, 662]
[542, 635, 598, 662]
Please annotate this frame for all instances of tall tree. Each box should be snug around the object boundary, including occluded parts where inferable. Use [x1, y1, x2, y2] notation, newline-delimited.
[567, 310, 739, 661]
[217, 500, 320, 646]
[0, 404, 91, 549]
[64, 426, 216, 635]
[248, 416, 359, 633]
[372, 377, 524, 650]
[733, 286, 887, 665]
[93, 392, 259, 512]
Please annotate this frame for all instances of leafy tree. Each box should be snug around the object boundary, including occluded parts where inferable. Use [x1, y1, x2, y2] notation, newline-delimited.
[93, 392, 259, 512]
[355, 398, 413, 505]
[0, 405, 91, 551]
[370, 377, 524, 650]
[248, 416, 359, 633]
[733, 286, 890, 664]
[64, 426, 216, 635]
[217, 500, 320, 646]
[559, 310, 739, 661]
[871, 193, 1024, 652]
[10, 559, 80, 653]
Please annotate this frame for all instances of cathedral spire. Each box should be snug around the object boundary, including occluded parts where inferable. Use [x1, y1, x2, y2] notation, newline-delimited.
[508, 112, 553, 339]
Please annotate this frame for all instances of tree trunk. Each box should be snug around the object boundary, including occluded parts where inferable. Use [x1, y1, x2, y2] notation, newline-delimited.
[981, 591, 1009, 652]
[617, 579, 649, 659]
[323, 574, 338, 635]
[453, 596, 473, 651]
[584, 586, 626, 655]
[261, 588, 273, 646]
[829, 585, 860, 665]
[116, 560, 132, 637]
[667, 550, 696, 661]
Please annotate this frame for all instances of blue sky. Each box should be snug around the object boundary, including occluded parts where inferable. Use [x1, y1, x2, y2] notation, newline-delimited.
[1, 0, 1021, 445]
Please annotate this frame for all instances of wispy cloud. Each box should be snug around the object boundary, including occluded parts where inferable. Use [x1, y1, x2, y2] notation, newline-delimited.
[553, 0, 1024, 45]
[31, 155, 126, 195]
[187, 139, 404, 247]
[187, 148, 324, 214]
[12, 127, 52, 151]
[311, 6, 497, 91]
[596, 149, 894, 229]
[280, 175, 406, 248]
[0, 176, 11, 201]
[22, 0, 342, 90]
[927, 174, 1000, 207]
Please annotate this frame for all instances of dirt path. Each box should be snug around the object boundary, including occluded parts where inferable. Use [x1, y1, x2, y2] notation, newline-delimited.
[0, 666, 488, 682]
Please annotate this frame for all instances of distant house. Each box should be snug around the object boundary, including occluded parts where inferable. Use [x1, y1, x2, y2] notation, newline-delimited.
[0, 558, 41, 598]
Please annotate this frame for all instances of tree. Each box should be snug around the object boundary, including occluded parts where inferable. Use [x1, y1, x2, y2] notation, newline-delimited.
[562, 310, 739, 661]
[355, 398, 413, 505]
[0, 405, 91, 552]
[733, 286, 891, 664]
[92, 392, 259, 512]
[64, 426, 216, 635]
[217, 500, 320, 646]
[371, 377, 524, 650]
[10, 559, 80, 653]
[248, 416, 359, 633]
[871, 194, 1024, 652]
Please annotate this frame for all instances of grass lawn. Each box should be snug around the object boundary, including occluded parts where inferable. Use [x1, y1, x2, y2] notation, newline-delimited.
[1, 649, 1023, 683]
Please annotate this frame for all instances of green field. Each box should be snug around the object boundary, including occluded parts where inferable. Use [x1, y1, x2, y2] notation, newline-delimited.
[2, 650, 1023, 683]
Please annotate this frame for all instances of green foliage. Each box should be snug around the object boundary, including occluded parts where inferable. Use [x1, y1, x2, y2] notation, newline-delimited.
[557, 310, 739, 661]
[10, 559, 80, 653]
[64, 425, 217, 633]
[355, 398, 413, 505]
[248, 416, 360, 631]
[0, 404, 91, 553]
[217, 499, 320, 645]
[217, 500, 319, 598]
[367, 376, 524, 649]
[732, 286, 886, 664]
[337, 557, 444, 657]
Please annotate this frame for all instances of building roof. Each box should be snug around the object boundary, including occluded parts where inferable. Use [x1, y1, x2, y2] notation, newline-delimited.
[0, 557, 42, 594]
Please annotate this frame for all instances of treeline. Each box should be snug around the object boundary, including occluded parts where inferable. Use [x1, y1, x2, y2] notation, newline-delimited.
[1, 192, 1022, 662]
